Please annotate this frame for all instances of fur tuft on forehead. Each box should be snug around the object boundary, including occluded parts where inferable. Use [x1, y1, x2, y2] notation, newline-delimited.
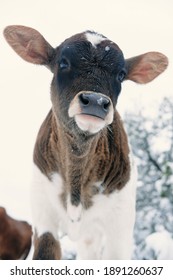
[85, 31, 107, 48]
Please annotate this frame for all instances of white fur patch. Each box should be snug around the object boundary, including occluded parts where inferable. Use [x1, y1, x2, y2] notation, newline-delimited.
[68, 101, 81, 118]
[31, 146, 137, 259]
[66, 197, 83, 241]
[85, 32, 106, 48]
[75, 114, 105, 134]
[31, 165, 67, 238]
[67, 196, 82, 223]
[77, 150, 137, 259]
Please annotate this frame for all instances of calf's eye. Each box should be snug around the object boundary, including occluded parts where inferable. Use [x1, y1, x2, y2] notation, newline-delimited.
[117, 70, 126, 82]
[59, 58, 70, 70]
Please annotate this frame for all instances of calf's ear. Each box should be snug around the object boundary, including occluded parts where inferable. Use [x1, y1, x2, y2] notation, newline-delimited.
[3, 25, 54, 66]
[125, 52, 168, 84]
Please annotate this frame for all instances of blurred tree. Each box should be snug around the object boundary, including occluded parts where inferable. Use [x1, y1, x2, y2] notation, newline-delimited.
[124, 97, 173, 259]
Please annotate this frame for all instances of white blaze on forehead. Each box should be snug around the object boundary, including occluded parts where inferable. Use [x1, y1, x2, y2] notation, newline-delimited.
[85, 32, 107, 48]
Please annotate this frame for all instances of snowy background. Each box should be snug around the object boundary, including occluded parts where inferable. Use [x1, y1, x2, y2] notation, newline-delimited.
[0, 0, 173, 259]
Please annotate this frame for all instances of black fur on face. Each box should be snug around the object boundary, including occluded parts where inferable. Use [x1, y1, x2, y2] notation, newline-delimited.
[50, 32, 126, 134]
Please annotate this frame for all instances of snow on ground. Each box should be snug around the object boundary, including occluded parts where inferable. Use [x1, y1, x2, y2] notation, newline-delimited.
[144, 230, 173, 260]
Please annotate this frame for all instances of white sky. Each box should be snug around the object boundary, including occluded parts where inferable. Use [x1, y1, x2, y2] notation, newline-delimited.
[0, 0, 173, 221]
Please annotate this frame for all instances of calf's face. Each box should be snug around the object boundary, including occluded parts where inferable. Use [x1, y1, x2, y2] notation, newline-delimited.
[51, 32, 126, 134]
[3, 26, 168, 135]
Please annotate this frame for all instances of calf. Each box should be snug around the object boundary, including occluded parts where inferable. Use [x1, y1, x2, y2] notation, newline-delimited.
[0, 207, 32, 259]
[3, 25, 168, 259]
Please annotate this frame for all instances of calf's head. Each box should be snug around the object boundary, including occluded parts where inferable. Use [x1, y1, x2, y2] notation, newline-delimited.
[3, 26, 168, 136]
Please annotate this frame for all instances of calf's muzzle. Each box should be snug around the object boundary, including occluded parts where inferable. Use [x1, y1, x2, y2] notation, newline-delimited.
[78, 92, 111, 120]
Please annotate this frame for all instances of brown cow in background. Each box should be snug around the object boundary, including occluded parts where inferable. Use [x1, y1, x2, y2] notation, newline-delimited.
[0, 207, 32, 260]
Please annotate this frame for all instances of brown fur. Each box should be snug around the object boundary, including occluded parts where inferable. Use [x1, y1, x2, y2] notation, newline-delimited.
[33, 232, 61, 260]
[34, 109, 130, 209]
[0, 207, 32, 260]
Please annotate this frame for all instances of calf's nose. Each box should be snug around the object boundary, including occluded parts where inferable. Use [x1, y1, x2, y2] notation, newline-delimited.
[78, 92, 110, 119]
